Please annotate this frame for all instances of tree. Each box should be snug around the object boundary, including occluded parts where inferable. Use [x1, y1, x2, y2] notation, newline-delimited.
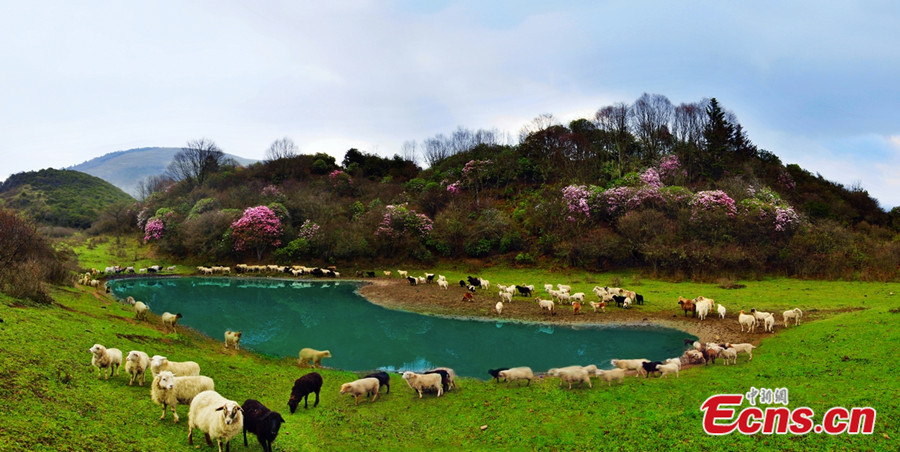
[230, 206, 283, 261]
[629, 93, 673, 162]
[594, 103, 633, 177]
[400, 140, 418, 165]
[265, 137, 298, 161]
[166, 138, 226, 186]
[701, 98, 734, 178]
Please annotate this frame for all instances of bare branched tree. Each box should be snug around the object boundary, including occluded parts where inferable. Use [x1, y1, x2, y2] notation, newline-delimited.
[400, 140, 418, 164]
[518, 113, 558, 143]
[136, 174, 175, 201]
[265, 137, 298, 161]
[166, 138, 225, 187]
[629, 93, 674, 161]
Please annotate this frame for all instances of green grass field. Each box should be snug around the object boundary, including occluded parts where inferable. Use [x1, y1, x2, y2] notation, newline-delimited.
[1, 248, 898, 450]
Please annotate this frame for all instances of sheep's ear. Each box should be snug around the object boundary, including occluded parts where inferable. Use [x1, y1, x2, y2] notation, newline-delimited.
[216, 405, 225, 411]
[236, 405, 243, 411]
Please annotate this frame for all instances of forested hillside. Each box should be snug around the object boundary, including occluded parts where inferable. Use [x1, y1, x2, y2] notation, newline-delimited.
[0, 168, 134, 229]
[119, 95, 899, 280]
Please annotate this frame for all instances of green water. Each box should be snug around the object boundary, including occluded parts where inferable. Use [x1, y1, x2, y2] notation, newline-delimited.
[109, 277, 693, 378]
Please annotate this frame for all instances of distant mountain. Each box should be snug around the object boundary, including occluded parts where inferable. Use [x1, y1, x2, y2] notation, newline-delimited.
[68, 147, 257, 197]
[0, 168, 135, 228]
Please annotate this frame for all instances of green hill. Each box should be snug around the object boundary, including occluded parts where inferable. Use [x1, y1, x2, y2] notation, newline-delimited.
[0, 168, 135, 229]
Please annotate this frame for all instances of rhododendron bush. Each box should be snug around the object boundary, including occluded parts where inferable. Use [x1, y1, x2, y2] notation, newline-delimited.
[230, 206, 283, 260]
[375, 204, 433, 240]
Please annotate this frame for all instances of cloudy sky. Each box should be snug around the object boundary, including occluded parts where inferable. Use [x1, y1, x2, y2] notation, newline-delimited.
[2, 1, 899, 208]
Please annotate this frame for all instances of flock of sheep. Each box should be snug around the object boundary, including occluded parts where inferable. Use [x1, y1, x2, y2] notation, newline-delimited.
[676, 295, 804, 333]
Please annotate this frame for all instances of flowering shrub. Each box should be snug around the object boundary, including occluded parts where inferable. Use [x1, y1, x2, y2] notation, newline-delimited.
[298, 219, 321, 241]
[446, 181, 461, 194]
[658, 154, 683, 180]
[144, 218, 165, 242]
[262, 184, 283, 199]
[777, 170, 796, 190]
[691, 190, 737, 220]
[562, 185, 593, 221]
[136, 207, 151, 230]
[640, 168, 662, 189]
[740, 186, 802, 232]
[375, 204, 433, 240]
[230, 206, 283, 259]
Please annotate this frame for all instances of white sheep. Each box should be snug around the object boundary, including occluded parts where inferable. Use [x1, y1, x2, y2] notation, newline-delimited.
[497, 367, 533, 387]
[544, 284, 554, 293]
[695, 298, 713, 320]
[725, 343, 756, 361]
[499, 291, 512, 303]
[480, 279, 491, 290]
[401, 371, 443, 398]
[547, 366, 592, 389]
[89, 344, 122, 380]
[557, 284, 571, 293]
[150, 355, 201, 377]
[161, 312, 183, 333]
[397, 270, 408, 278]
[570, 292, 585, 303]
[720, 348, 738, 365]
[717, 303, 727, 319]
[495, 301, 503, 315]
[752, 310, 773, 326]
[738, 310, 756, 333]
[657, 362, 680, 378]
[188, 390, 243, 452]
[339, 377, 381, 405]
[783, 308, 803, 327]
[151, 370, 215, 422]
[125, 350, 150, 386]
[437, 279, 449, 290]
[535, 298, 555, 314]
[437, 274, 446, 282]
[133, 301, 149, 320]
[556, 292, 572, 305]
[763, 314, 775, 332]
[610, 358, 649, 377]
[224, 330, 242, 350]
[596, 368, 626, 386]
[298, 348, 332, 368]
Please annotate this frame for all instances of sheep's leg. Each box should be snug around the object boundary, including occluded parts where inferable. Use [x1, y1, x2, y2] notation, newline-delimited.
[204, 432, 213, 447]
[171, 406, 180, 423]
[188, 425, 194, 445]
[159, 405, 167, 420]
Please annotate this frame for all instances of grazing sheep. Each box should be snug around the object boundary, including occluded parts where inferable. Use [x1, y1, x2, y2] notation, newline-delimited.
[738, 310, 757, 333]
[407, 276, 418, 286]
[424, 369, 451, 393]
[224, 330, 242, 350]
[150, 355, 201, 377]
[547, 366, 592, 389]
[783, 308, 803, 327]
[597, 368, 627, 386]
[383, 271, 392, 277]
[717, 303, 727, 319]
[570, 292, 585, 303]
[437, 279, 449, 290]
[535, 298, 555, 315]
[89, 344, 122, 380]
[161, 312, 183, 333]
[133, 301, 150, 320]
[589, 300, 606, 313]
[488, 367, 510, 383]
[557, 284, 571, 293]
[401, 372, 443, 398]
[683, 349, 706, 364]
[480, 279, 491, 290]
[340, 377, 381, 405]
[125, 350, 150, 386]
[726, 343, 756, 361]
[657, 362, 680, 378]
[397, 270, 408, 278]
[622, 297, 632, 309]
[515, 285, 533, 297]
[763, 314, 775, 332]
[288, 372, 323, 412]
[298, 348, 332, 368]
[751, 309, 773, 327]
[241, 399, 284, 452]
[720, 348, 738, 365]
[151, 370, 215, 423]
[499, 291, 512, 303]
[610, 358, 649, 376]
[188, 390, 243, 452]
[497, 367, 534, 387]
[495, 301, 504, 315]
[364, 371, 391, 394]
[427, 367, 457, 391]
[572, 301, 582, 315]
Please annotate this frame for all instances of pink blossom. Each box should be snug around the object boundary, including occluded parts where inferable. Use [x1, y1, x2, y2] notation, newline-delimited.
[691, 190, 737, 220]
[231, 206, 283, 258]
[143, 218, 164, 242]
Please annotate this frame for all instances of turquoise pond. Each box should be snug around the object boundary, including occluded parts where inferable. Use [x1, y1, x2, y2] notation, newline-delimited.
[109, 277, 693, 378]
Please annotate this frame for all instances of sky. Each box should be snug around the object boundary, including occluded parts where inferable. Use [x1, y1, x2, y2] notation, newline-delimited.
[2, 0, 899, 208]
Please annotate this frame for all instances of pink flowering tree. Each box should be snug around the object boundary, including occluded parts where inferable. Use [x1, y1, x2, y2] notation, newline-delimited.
[375, 204, 433, 242]
[739, 186, 803, 233]
[329, 169, 354, 195]
[143, 208, 176, 243]
[445, 159, 493, 204]
[230, 206, 283, 260]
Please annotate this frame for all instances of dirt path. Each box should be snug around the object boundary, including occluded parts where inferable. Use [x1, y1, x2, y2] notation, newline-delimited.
[358, 279, 763, 345]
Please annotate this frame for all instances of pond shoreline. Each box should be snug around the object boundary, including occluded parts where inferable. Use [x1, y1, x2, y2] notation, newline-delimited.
[357, 278, 758, 344]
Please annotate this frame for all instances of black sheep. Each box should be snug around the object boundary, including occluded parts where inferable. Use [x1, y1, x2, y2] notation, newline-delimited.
[635, 294, 644, 305]
[459, 280, 467, 287]
[488, 368, 509, 383]
[641, 361, 664, 378]
[242, 399, 285, 452]
[424, 369, 450, 393]
[515, 285, 532, 297]
[364, 371, 391, 394]
[366, 271, 376, 277]
[407, 276, 418, 286]
[288, 372, 323, 413]
[612, 295, 626, 307]
[467, 276, 481, 287]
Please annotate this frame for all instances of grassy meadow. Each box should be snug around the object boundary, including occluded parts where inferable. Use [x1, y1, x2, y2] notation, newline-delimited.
[1, 244, 899, 450]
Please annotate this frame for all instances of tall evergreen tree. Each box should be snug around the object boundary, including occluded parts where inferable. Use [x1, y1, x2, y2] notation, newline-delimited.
[701, 98, 734, 179]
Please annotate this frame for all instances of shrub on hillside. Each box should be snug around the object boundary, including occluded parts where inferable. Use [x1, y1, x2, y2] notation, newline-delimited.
[0, 208, 74, 304]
